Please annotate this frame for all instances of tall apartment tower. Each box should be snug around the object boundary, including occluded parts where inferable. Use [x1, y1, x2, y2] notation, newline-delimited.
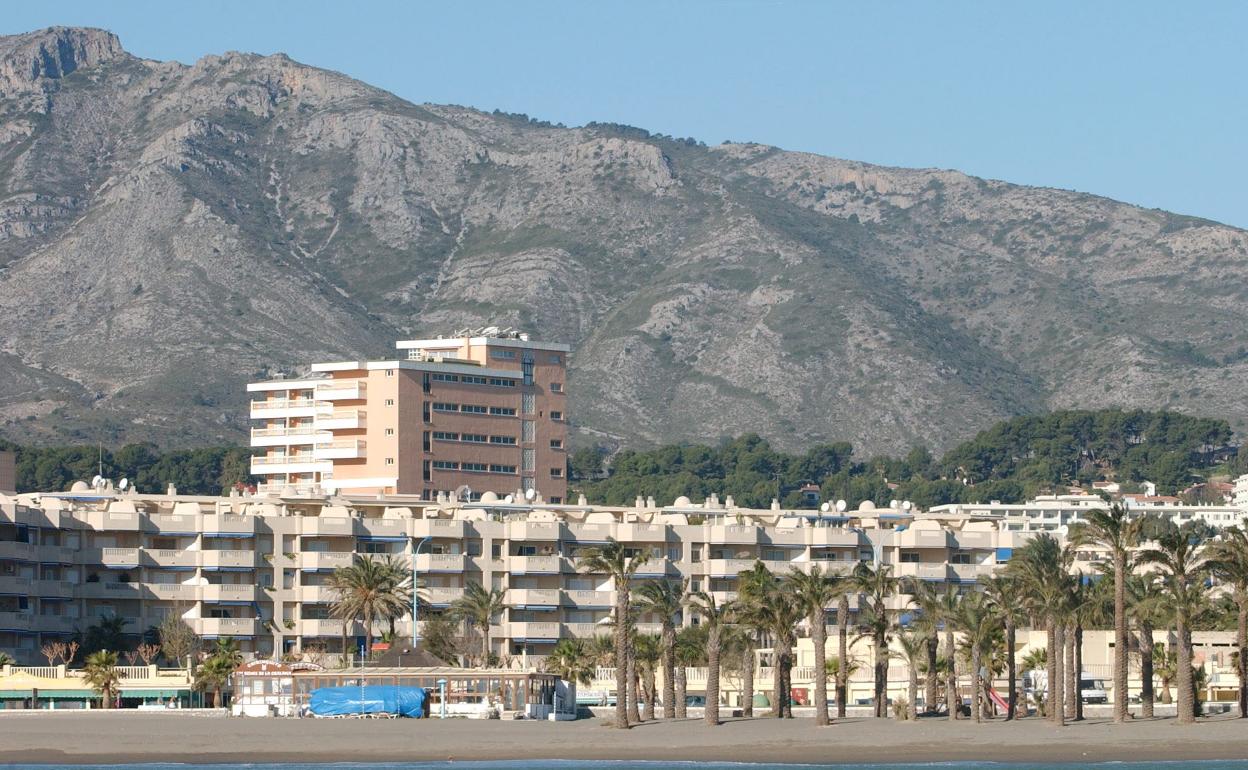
[248, 328, 570, 502]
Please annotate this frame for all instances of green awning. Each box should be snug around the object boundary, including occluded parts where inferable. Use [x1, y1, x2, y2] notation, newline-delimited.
[0, 689, 95, 698]
[122, 689, 189, 697]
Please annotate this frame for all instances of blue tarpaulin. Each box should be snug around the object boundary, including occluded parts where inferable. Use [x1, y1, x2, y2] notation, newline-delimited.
[308, 685, 428, 717]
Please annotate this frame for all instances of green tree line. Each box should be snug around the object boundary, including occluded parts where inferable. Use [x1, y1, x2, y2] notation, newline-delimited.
[0, 441, 252, 495]
[572, 409, 1238, 509]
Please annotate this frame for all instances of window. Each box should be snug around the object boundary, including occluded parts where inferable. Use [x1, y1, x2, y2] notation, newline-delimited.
[490, 435, 517, 445]
[462, 375, 487, 385]
[462, 462, 488, 472]
[462, 404, 488, 414]
[952, 552, 973, 565]
[432, 402, 458, 412]
[551, 411, 563, 421]
[488, 377, 515, 387]
[550, 468, 564, 478]
[522, 393, 535, 415]
[432, 373, 459, 382]
[385, 458, 395, 466]
[489, 406, 516, 416]
[551, 383, 563, 393]
[422, 461, 430, 481]
[550, 496, 562, 504]
[385, 369, 395, 377]
[432, 460, 459, 470]
[550, 355, 562, 365]
[522, 421, 535, 442]
[422, 430, 431, 451]
[550, 438, 563, 450]
[462, 433, 487, 443]
[490, 464, 517, 474]
[490, 349, 517, 360]
[422, 401, 430, 421]
[432, 431, 459, 441]
[385, 399, 395, 406]
[522, 449, 535, 472]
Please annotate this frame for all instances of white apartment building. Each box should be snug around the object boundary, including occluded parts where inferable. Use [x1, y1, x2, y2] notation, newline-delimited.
[930, 493, 1248, 533]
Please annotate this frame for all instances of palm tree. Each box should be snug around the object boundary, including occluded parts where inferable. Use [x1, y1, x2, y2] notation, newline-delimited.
[328, 554, 412, 658]
[1069, 502, 1141, 724]
[635, 578, 686, 719]
[1209, 526, 1248, 718]
[546, 637, 595, 717]
[686, 590, 733, 726]
[786, 566, 839, 725]
[849, 562, 903, 718]
[635, 632, 661, 720]
[895, 630, 925, 721]
[82, 650, 121, 709]
[674, 624, 706, 718]
[578, 538, 650, 729]
[908, 578, 945, 715]
[981, 575, 1025, 720]
[1127, 572, 1167, 718]
[1139, 521, 1215, 724]
[449, 581, 507, 667]
[1008, 533, 1071, 726]
[736, 560, 774, 718]
[953, 592, 997, 723]
[758, 587, 803, 718]
[211, 636, 244, 667]
[194, 653, 236, 708]
[835, 587, 850, 718]
[936, 586, 962, 720]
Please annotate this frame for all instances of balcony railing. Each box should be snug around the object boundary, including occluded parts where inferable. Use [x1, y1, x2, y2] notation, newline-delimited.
[301, 552, 355, 571]
[505, 588, 561, 607]
[416, 553, 467, 573]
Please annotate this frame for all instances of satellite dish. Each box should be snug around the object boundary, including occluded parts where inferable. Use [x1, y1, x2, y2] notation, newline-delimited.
[118, 478, 129, 491]
[91, 475, 104, 488]
[819, 502, 830, 512]
[902, 500, 913, 511]
[454, 484, 472, 502]
[524, 488, 536, 502]
[835, 499, 848, 512]
[503, 495, 514, 504]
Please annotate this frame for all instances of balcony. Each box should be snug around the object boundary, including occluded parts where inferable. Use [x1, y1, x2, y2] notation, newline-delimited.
[250, 454, 331, 475]
[299, 618, 357, 637]
[949, 563, 993, 582]
[564, 622, 608, 639]
[509, 555, 563, 575]
[422, 586, 465, 606]
[147, 513, 199, 535]
[316, 409, 365, 430]
[809, 529, 862, 547]
[250, 426, 325, 447]
[506, 521, 560, 542]
[955, 531, 996, 550]
[412, 519, 466, 539]
[313, 439, 367, 461]
[0, 611, 34, 630]
[618, 523, 666, 542]
[416, 553, 467, 573]
[565, 522, 615, 543]
[197, 617, 262, 637]
[565, 589, 613, 608]
[315, 381, 365, 401]
[301, 552, 355, 571]
[32, 579, 75, 598]
[705, 558, 757, 577]
[77, 581, 143, 600]
[201, 515, 257, 537]
[200, 550, 259, 570]
[505, 588, 561, 608]
[708, 524, 760, 545]
[358, 518, 408, 539]
[301, 517, 355, 537]
[507, 621, 561, 641]
[893, 562, 949, 581]
[249, 398, 323, 419]
[100, 547, 142, 568]
[145, 548, 198, 569]
[32, 615, 75, 634]
[298, 584, 337, 603]
[0, 576, 33, 595]
[145, 583, 199, 602]
[709, 590, 739, 605]
[0, 541, 35, 561]
[895, 529, 951, 549]
[202, 584, 262, 603]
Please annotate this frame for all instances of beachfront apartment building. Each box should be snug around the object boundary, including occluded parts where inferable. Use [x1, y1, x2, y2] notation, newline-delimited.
[929, 493, 1248, 532]
[248, 327, 569, 503]
[0, 490, 1027, 666]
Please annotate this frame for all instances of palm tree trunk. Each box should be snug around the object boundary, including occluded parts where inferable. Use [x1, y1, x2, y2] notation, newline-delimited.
[1050, 619, 1065, 727]
[1139, 623, 1155, 718]
[874, 629, 887, 718]
[772, 646, 785, 718]
[613, 596, 629, 729]
[908, 667, 918, 721]
[971, 646, 982, 724]
[662, 625, 676, 719]
[1005, 620, 1017, 720]
[706, 625, 721, 726]
[1064, 620, 1077, 720]
[925, 634, 939, 715]
[628, 653, 642, 723]
[813, 615, 829, 726]
[365, 618, 374, 658]
[675, 665, 688, 719]
[742, 639, 755, 717]
[1237, 602, 1247, 719]
[643, 666, 656, 721]
[481, 622, 491, 668]
[1177, 613, 1195, 725]
[1074, 623, 1085, 722]
[781, 643, 794, 718]
[946, 627, 958, 721]
[215, 686, 222, 709]
[837, 595, 849, 718]
[1113, 554, 1128, 723]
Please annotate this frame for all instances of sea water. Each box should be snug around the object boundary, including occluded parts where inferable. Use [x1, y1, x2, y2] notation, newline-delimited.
[9, 758, 1248, 763]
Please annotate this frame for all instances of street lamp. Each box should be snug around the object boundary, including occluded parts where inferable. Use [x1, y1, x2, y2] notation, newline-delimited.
[411, 535, 433, 648]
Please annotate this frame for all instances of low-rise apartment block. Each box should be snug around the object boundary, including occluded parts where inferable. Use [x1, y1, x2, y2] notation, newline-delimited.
[248, 328, 569, 503]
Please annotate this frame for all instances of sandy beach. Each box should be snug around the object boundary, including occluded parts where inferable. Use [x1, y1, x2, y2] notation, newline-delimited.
[4, 712, 1248, 765]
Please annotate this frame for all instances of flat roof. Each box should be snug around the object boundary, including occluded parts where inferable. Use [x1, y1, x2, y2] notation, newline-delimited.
[396, 337, 571, 353]
[307, 360, 520, 378]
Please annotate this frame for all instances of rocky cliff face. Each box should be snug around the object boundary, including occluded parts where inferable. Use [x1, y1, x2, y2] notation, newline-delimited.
[1, 27, 1246, 454]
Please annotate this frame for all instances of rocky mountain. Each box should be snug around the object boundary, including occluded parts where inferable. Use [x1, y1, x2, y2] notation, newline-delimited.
[1, 26, 1246, 455]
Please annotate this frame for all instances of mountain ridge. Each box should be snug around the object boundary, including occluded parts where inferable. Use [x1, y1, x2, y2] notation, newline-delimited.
[1, 26, 1245, 454]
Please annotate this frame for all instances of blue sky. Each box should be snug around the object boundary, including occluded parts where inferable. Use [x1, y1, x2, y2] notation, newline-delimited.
[6, 1, 1245, 227]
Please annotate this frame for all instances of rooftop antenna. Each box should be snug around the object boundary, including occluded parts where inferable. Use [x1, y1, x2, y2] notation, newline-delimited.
[98, 441, 104, 480]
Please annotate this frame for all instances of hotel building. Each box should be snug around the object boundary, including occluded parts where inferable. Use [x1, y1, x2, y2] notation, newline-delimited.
[248, 328, 569, 503]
